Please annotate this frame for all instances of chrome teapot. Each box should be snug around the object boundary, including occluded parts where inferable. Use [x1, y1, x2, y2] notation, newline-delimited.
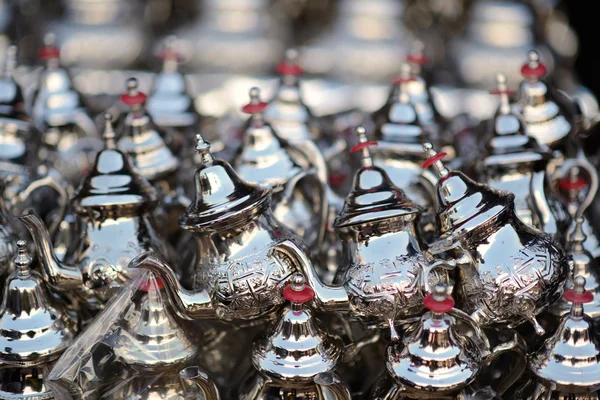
[524, 276, 600, 399]
[19, 115, 176, 311]
[29, 33, 101, 185]
[233, 87, 327, 252]
[332, 127, 451, 337]
[0, 45, 28, 122]
[237, 274, 351, 400]
[371, 65, 438, 210]
[0, 240, 78, 400]
[476, 73, 568, 237]
[369, 284, 526, 399]
[423, 143, 568, 335]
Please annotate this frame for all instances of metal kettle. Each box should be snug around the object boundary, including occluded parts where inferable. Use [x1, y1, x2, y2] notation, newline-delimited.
[0, 240, 78, 400]
[18, 115, 176, 311]
[29, 34, 101, 185]
[237, 274, 351, 400]
[423, 143, 568, 335]
[333, 127, 451, 337]
[370, 284, 526, 399]
[477, 73, 568, 237]
[233, 87, 327, 252]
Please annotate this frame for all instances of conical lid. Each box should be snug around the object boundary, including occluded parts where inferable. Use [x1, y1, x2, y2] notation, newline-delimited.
[334, 126, 421, 228]
[530, 276, 600, 392]
[517, 50, 573, 148]
[263, 48, 314, 142]
[31, 33, 86, 128]
[180, 134, 270, 231]
[73, 114, 158, 212]
[0, 240, 77, 366]
[422, 143, 513, 237]
[374, 63, 426, 147]
[234, 87, 307, 191]
[117, 78, 180, 182]
[0, 45, 27, 121]
[147, 37, 199, 128]
[251, 274, 343, 382]
[387, 284, 482, 392]
[484, 73, 550, 166]
[550, 219, 600, 318]
[113, 273, 197, 369]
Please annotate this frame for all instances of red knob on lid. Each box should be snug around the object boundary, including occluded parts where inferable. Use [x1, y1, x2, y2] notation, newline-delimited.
[422, 151, 447, 169]
[406, 53, 430, 66]
[277, 62, 303, 76]
[38, 46, 60, 61]
[242, 87, 268, 114]
[139, 276, 165, 292]
[159, 49, 184, 62]
[521, 50, 547, 79]
[424, 290, 455, 313]
[564, 289, 594, 304]
[490, 88, 516, 96]
[350, 141, 377, 153]
[283, 274, 315, 303]
[120, 78, 147, 106]
[559, 176, 587, 191]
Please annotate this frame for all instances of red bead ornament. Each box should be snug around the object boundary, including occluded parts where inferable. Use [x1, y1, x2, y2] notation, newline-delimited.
[277, 62, 303, 76]
[564, 288, 594, 304]
[406, 53, 430, 66]
[283, 284, 315, 303]
[559, 176, 587, 191]
[521, 62, 547, 80]
[38, 46, 60, 61]
[422, 152, 447, 169]
[241, 102, 268, 114]
[350, 141, 377, 153]
[120, 91, 148, 106]
[424, 292, 455, 313]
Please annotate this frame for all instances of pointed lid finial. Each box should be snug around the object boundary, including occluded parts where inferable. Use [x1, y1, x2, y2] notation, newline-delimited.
[350, 126, 377, 168]
[422, 142, 449, 179]
[102, 113, 116, 149]
[38, 32, 60, 61]
[490, 73, 515, 115]
[521, 50, 547, 80]
[195, 133, 214, 165]
[14, 240, 32, 278]
[277, 48, 303, 77]
[120, 77, 147, 107]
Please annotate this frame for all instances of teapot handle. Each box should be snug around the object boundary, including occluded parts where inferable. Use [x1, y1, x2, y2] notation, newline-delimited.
[16, 167, 70, 238]
[280, 167, 328, 255]
[485, 329, 528, 396]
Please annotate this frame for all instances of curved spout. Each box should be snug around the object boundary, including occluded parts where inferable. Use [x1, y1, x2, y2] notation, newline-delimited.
[18, 211, 82, 290]
[128, 252, 215, 320]
[180, 366, 221, 400]
[314, 372, 352, 400]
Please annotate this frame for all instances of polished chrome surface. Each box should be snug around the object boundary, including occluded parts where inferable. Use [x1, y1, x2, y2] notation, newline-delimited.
[0, 185, 17, 279]
[424, 143, 568, 334]
[0, 240, 77, 366]
[529, 277, 600, 397]
[18, 117, 175, 308]
[478, 73, 567, 236]
[0, 367, 56, 399]
[180, 366, 221, 400]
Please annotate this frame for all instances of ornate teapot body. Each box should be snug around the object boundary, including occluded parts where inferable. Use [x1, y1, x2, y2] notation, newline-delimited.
[370, 285, 526, 399]
[424, 144, 568, 334]
[234, 88, 326, 252]
[29, 35, 101, 184]
[0, 241, 78, 400]
[477, 74, 568, 237]
[333, 128, 450, 333]
[19, 116, 175, 310]
[238, 275, 351, 400]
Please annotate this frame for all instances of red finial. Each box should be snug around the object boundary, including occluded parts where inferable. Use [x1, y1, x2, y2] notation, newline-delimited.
[276, 48, 303, 76]
[422, 151, 447, 169]
[350, 141, 377, 153]
[139, 276, 165, 292]
[564, 276, 593, 304]
[559, 176, 587, 191]
[120, 78, 147, 106]
[406, 40, 429, 66]
[241, 87, 268, 114]
[424, 284, 454, 313]
[392, 63, 415, 85]
[521, 50, 547, 80]
[283, 274, 315, 303]
[38, 33, 60, 61]
[158, 36, 184, 62]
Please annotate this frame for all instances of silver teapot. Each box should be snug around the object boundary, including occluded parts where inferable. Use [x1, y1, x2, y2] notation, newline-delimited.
[29, 33, 101, 185]
[370, 284, 526, 399]
[19, 115, 176, 311]
[233, 87, 327, 252]
[0, 240, 78, 400]
[238, 274, 351, 400]
[332, 127, 451, 337]
[526, 276, 600, 399]
[423, 143, 568, 335]
[477, 73, 568, 237]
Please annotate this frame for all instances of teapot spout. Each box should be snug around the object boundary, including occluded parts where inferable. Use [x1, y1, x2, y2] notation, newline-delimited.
[180, 366, 221, 399]
[128, 252, 215, 320]
[18, 211, 82, 290]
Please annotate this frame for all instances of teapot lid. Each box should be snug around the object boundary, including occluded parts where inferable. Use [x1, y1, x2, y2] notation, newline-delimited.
[234, 87, 307, 191]
[0, 240, 77, 366]
[376, 63, 425, 146]
[251, 274, 343, 382]
[334, 126, 421, 228]
[517, 50, 572, 148]
[387, 284, 482, 392]
[529, 276, 600, 391]
[423, 143, 513, 237]
[484, 73, 550, 164]
[0, 45, 27, 121]
[117, 78, 180, 182]
[147, 37, 199, 128]
[112, 274, 197, 369]
[180, 134, 270, 231]
[73, 114, 158, 212]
